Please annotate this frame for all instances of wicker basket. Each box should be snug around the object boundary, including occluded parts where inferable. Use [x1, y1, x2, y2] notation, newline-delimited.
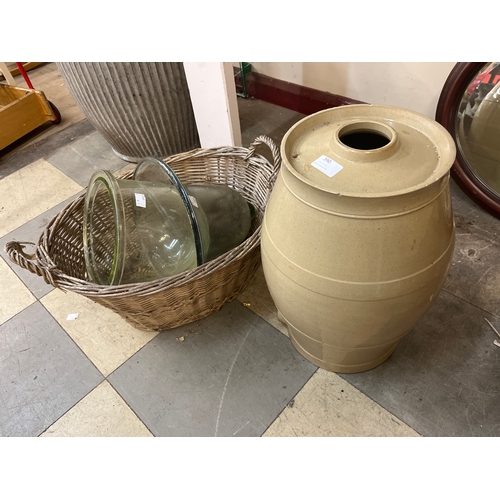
[6, 136, 281, 331]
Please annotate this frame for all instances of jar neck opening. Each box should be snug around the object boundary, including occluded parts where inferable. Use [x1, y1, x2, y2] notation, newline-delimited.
[335, 121, 398, 162]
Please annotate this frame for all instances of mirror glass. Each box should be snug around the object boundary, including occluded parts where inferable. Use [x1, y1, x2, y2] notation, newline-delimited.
[455, 62, 500, 195]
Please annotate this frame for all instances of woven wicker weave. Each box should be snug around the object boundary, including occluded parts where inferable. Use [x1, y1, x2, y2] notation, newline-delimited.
[6, 136, 280, 331]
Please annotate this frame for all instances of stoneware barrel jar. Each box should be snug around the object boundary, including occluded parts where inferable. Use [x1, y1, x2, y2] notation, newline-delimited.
[261, 104, 456, 373]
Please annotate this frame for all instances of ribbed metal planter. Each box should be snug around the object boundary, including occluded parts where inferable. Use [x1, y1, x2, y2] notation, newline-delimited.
[57, 62, 200, 162]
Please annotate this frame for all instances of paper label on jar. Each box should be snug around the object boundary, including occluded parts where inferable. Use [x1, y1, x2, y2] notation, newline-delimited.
[135, 193, 146, 208]
[311, 155, 343, 177]
[189, 195, 198, 208]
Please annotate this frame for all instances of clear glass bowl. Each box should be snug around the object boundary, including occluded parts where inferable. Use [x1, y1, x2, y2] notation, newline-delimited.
[83, 170, 209, 285]
[83, 158, 253, 286]
[134, 157, 254, 262]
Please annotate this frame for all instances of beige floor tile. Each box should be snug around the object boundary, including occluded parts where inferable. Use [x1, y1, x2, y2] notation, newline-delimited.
[40, 289, 158, 376]
[40, 381, 153, 437]
[0, 159, 82, 238]
[237, 264, 288, 337]
[263, 368, 421, 437]
[0, 257, 36, 325]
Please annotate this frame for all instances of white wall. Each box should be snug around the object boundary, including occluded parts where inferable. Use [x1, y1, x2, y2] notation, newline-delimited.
[249, 62, 456, 118]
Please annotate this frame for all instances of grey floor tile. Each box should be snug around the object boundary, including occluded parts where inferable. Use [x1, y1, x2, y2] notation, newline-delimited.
[47, 131, 128, 187]
[238, 97, 305, 150]
[0, 302, 103, 437]
[0, 192, 83, 299]
[445, 180, 500, 317]
[108, 300, 317, 437]
[0, 119, 96, 181]
[340, 290, 500, 437]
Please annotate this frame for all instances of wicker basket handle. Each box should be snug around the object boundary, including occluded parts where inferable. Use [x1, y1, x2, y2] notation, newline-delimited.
[4, 241, 57, 287]
[246, 135, 281, 184]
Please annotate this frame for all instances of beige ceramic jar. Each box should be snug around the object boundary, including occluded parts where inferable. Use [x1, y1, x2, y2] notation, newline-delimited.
[261, 104, 456, 373]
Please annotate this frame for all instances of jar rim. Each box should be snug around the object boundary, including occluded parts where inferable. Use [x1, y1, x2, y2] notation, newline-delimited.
[281, 104, 457, 198]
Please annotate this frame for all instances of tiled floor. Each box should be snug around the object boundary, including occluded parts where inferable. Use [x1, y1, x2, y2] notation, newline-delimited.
[1, 64, 500, 438]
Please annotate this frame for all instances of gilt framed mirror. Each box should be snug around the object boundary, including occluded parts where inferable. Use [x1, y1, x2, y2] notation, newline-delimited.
[436, 62, 500, 219]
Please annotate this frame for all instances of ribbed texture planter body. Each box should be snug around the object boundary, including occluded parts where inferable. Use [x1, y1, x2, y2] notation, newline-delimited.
[57, 62, 200, 162]
[261, 104, 456, 373]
